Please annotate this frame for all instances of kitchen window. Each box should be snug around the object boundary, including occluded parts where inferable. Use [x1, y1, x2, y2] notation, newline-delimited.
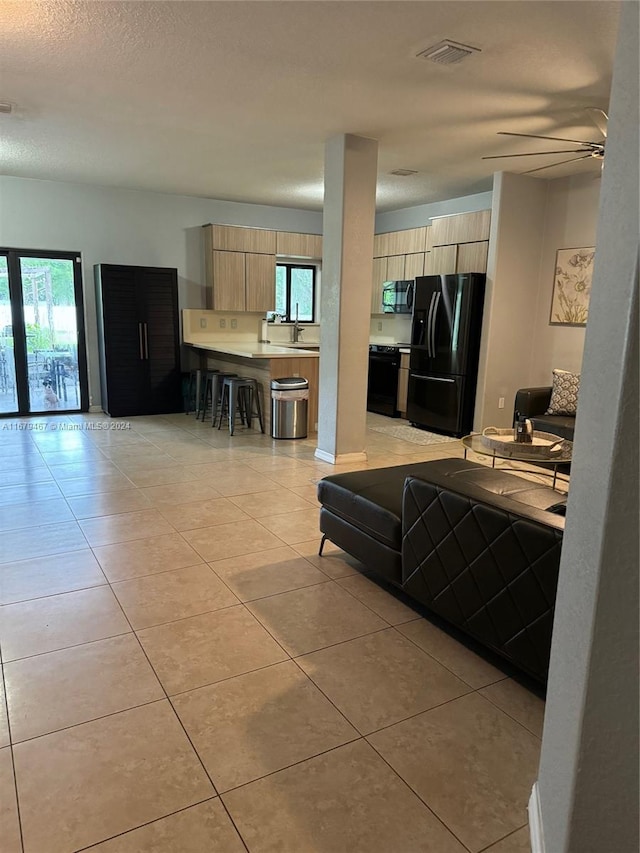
[275, 263, 316, 322]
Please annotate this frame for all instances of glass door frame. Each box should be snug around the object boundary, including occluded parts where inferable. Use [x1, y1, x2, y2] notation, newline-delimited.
[0, 248, 90, 416]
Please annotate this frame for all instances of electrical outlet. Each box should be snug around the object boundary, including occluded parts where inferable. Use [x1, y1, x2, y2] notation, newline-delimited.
[199, 318, 207, 329]
[230, 319, 238, 329]
[219, 319, 226, 328]
[377, 321, 383, 331]
[498, 397, 505, 409]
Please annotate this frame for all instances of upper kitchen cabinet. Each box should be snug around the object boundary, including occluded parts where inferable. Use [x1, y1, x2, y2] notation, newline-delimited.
[386, 227, 427, 256]
[211, 250, 246, 311]
[403, 252, 425, 280]
[204, 225, 277, 312]
[424, 245, 458, 275]
[276, 231, 322, 258]
[245, 252, 277, 312]
[374, 227, 427, 257]
[456, 241, 489, 274]
[423, 241, 489, 276]
[211, 224, 276, 254]
[385, 254, 406, 281]
[430, 210, 491, 246]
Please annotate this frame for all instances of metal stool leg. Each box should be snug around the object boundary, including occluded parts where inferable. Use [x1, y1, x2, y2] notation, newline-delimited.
[253, 383, 264, 433]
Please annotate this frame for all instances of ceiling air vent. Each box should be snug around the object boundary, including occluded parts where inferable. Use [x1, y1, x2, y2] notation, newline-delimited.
[416, 40, 480, 65]
[0, 103, 13, 114]
[389, 168, 418, 177]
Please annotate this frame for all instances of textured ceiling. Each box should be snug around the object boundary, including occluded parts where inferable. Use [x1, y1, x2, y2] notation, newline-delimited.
[0, 1, 619, 211]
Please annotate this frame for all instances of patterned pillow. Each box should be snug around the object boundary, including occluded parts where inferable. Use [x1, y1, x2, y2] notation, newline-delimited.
[546, 369, 580, 416]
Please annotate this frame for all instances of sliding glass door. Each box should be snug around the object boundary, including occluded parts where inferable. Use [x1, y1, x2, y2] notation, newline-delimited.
[0, 249, 89, 415]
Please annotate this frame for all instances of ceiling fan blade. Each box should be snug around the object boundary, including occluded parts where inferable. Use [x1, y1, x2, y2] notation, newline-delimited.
[497, 131, 596, 146]
[523, 154, 593, 175]
[586, 108, 609, 138]
[482, 149, 590, 160]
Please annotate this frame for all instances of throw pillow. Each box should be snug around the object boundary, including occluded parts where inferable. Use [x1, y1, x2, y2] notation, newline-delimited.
[546, 369, 580, 416]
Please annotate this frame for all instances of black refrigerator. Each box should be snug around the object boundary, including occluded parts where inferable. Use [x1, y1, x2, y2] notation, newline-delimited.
[407, 273, 486, 437]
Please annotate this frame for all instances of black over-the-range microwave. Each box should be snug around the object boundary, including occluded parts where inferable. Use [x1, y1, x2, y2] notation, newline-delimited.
[381, 280, 414, 314]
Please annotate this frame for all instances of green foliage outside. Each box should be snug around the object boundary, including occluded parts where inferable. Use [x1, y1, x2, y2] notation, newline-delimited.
[275, 264, 314, 321]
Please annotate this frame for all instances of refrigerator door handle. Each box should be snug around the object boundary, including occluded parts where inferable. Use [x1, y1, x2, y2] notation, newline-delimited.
[429, 291, 441, 359]
[426, 293, 436, 357]
[138, 323, 144, 360]
[143, 322, 149, 359]
[411, 374, 455, 383]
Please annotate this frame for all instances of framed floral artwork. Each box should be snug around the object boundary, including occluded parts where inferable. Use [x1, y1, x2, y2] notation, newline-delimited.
[549, 247, 595, 326]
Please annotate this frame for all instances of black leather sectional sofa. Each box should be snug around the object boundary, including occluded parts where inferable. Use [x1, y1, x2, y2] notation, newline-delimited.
[514, 386, 576, 441]
[318, 458, 565, 683]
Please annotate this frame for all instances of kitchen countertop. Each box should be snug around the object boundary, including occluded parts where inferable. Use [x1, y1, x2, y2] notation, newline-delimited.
[184, 340, 320, 359]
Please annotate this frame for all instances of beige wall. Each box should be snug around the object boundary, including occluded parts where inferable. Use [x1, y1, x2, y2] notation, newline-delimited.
[476, 172, 548, 429]
[529, 173, 601, 382]
[476, 170, 601, 428]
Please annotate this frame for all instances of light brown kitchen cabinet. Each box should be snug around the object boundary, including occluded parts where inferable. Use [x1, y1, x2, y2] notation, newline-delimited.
[424, 245, 458, 275]
[430, 210, 491, 246]
[386, 255, 406, 281]
[422, 241, 489, 276]
[404, 252, 425, 280]
[385, 227, 427, 256]
[245, 253, 277, 312]
[456, 241, 489, 274]
[374, 227, 428, 258]
[373, 232, 390, 258]
[397, 352, 410, 415]
[371, 257, 388, 313]
[205, 225, 277, 312]
[276, 231, 322, 258]
[211, 224, 276, 255]
[212, 251, 246, 311]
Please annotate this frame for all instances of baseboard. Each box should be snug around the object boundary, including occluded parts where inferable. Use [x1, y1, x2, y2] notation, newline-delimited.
[89, 405, 103, 413]
[528, 782, 546, 853]
[314, 448, 368, 465]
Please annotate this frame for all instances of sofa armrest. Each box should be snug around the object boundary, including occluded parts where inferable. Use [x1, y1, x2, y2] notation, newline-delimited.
[514, 387, 552, 421]
[400, 468, 563, 683]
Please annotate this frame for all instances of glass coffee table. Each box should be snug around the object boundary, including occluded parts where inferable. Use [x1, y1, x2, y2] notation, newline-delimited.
[462, 432, 572, 489]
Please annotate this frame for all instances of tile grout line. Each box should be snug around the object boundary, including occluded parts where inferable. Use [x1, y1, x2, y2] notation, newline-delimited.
[70, 543, 252, 853]
[476, 821, 530, 852]
[0, 637, 26, 853]
[364, 733, 474, 853]
[2, 413, 540, 851]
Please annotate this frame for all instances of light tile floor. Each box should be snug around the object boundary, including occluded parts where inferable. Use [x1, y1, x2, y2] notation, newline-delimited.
[0, 411, 547, 853]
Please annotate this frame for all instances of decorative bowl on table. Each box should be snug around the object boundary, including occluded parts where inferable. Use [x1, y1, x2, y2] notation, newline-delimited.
[480, 427, 566, 459]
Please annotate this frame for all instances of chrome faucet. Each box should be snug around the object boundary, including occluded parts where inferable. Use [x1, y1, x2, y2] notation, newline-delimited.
[292, 303, 303, 342]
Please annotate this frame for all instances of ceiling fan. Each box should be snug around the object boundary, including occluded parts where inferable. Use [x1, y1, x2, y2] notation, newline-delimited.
[482, 108, 608, 174]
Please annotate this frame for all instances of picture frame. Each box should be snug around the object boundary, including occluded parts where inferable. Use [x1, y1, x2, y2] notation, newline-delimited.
[549, 247, 595, 327]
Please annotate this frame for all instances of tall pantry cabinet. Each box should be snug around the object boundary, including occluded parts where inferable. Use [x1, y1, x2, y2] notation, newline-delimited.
[95, 264, 182, 416]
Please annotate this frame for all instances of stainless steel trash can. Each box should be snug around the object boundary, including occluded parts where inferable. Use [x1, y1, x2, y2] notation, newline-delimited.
[271, 377, 309, 439]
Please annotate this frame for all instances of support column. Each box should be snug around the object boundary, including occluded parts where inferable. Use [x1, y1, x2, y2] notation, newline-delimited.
[531, 3, 639, 851]
[315, 133, 378, 464]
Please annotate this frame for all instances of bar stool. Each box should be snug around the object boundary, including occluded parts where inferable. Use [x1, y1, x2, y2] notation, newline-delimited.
[217, 377, 264, 436]
[195, 370, 219, 420]
[200, 371, 234, 423]
[185, 369, 202, 415]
